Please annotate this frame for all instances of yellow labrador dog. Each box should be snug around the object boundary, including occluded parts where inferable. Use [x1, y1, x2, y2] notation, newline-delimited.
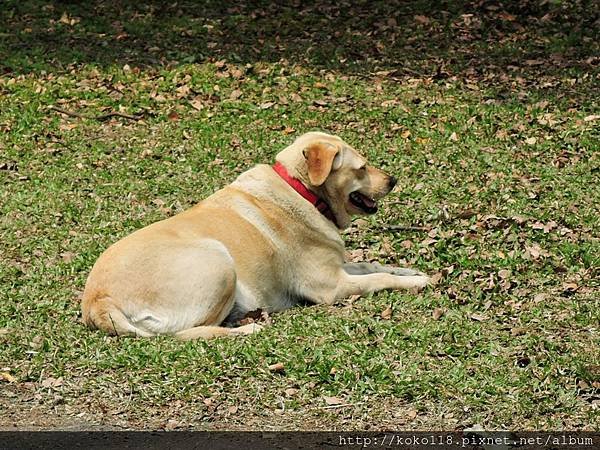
[81, 132, 430, 340]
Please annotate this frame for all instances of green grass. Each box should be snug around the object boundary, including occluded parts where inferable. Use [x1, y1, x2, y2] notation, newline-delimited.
[1, 0, 599, 431]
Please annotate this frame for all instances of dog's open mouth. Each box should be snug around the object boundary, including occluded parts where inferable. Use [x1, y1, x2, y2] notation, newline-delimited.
[349, 191, 378, 214]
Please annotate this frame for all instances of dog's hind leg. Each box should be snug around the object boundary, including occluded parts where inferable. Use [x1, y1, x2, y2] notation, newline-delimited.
[174, 322, 264, 340]
[82, 296, 156, 337]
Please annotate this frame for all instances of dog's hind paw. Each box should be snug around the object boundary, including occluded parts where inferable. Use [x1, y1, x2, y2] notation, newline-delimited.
[231, 323, 264, 336]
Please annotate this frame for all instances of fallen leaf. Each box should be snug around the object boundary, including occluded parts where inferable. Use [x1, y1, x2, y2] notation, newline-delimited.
[524, 59, 544, 66]
[400, 240, 413, 249]
[470, 313, 488, 322]
[498, 269, 511, 279]
[228, 405, 238, 414]
[525, 137, 537, 145]
[189, 98, 204, 111]
[284, 388, 298, 397]
[498, 12, 516, 21]
[511, 327, 527, 336]
[61, 252, 76, 263]
[524, 244, 541, 260]
[380, 306, 392, 320]
[259, 101, 275, 109]
[432, 308, 444, 320]
[347, 294, 361, 303]
[41, 377, 63, 389]
[401, 129, 411, 139]
[430, 272, 443, 285]
[449, 131, 458, 142]
[167, 111, 180, 121]
[229, 89, 243, 100]
[164, 419, 181, 430]
[583, 115, 600, 122]
[0, 372, 16, 383]
[323, 396, 343, 406]
[414, 15, 430, 24]
[562, 282, 578, 296]
[407, 409, 418, 419]
[268, 362, 285, 373]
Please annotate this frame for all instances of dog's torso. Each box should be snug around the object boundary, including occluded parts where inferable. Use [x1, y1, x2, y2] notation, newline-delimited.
[82, 165, 345, 334]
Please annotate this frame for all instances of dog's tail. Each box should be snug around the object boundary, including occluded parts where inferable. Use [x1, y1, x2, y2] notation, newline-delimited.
[81, 295, 155, 337]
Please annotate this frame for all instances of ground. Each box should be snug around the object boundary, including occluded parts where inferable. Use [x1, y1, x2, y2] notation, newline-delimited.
[0, 0, 598, 431]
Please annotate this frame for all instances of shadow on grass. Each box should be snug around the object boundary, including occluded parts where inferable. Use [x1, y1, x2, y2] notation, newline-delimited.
[2, 1, 597, 72]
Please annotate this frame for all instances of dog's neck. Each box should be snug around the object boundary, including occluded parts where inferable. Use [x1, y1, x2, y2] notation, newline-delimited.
[272, 162, 338, 227]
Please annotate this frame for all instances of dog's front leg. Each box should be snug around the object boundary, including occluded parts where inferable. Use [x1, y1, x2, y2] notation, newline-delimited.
[327, 270, 430, 303]
[343, 262, 427, 277]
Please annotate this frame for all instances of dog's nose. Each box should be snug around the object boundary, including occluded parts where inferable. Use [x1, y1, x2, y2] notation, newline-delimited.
[388, 176, 397, 189]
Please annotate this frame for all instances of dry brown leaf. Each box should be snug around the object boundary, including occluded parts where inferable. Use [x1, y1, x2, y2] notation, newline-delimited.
[61, 252, 75, 263]
[470, 313, 488, 322]
[268, 362, 285, 373]
[41, 377, 63, 389]
[189, 98, 204, 111]
[498, 269, 511, 279]
[259, 101, 275, 109]
[380, 306, 392, 320]
[347, 294, 361, 303]
[511, 327, 527, 337]
[323, 396, 343, 406]
[0, 372, 17, 383]
[229, 89, 243, 100]
[432, 308, 444, 320]
[400, 240, 413, 249]
[430, 272, 443, 285]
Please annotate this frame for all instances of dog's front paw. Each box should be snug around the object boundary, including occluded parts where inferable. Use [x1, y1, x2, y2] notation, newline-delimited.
[390, 267, 427, 277]
[410, 275, 431, 290]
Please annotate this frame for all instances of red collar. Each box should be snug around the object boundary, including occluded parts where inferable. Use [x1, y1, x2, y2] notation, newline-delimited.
[272, 162, 338, 227]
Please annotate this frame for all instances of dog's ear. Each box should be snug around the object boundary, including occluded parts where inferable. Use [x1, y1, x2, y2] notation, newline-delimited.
[303, 142, 342, 186]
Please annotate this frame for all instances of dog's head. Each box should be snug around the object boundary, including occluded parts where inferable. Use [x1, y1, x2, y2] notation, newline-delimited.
[276, 132, 397, 229]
